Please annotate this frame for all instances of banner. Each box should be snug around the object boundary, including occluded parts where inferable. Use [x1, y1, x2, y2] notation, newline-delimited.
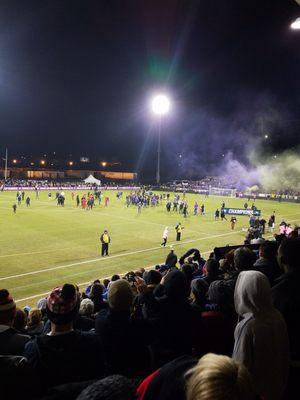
[222, 207, 261, 216]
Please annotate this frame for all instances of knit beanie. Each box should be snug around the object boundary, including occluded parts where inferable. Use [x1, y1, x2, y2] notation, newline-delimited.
[76, 375, 136, 400]
[108, 280, 133, 312]
[46, 284, 78, 325]
[0, 289, 16, 324]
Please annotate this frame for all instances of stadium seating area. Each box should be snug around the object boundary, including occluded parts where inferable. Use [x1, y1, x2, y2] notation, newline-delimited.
[0, 234, 299, 400]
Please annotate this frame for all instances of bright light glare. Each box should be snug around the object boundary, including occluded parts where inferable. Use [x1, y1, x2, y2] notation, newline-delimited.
[291, 17, 300, 30]
[264, 134, 268, 139]
[152, 94, 170, 115]
[101, 161, 107, 167]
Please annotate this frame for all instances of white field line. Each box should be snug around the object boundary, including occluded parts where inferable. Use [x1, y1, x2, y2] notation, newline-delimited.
[14, 249, 214, 303]
[0, 229, 246, 282]
[2, 215, 300, 280]
[12, 221, 300, 304]
[1, 211, 299, 258]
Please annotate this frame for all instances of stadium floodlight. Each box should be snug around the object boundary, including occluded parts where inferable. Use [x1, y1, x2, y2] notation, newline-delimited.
[151, 94, 171, 184]
[152, 94, 170, 115]
[291, 17, 300, 30]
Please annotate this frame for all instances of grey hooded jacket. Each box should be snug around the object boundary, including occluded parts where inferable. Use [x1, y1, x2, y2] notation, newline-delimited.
[233, 270, 289, 400]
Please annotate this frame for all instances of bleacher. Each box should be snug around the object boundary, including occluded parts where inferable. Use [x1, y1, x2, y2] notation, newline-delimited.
[0, 233, 299, 400]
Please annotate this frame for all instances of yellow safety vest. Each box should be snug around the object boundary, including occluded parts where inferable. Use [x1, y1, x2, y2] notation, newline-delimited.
[103, 234, 109, 243]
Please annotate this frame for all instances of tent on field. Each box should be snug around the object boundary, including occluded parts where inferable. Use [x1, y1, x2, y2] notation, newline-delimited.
[84, 175, 101, 185]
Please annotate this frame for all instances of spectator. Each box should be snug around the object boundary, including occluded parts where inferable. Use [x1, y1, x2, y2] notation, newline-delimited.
[79, 298, 95, 318]
[12, 308, 28, 334]
[201, 258, 222, 285]
[0, 289, 30, 355]
[138, 270, 203, 366]
[165, 246, 178, 268]
[253, 241, 282, 285]
[76, 375, 136, 400]
[233, 270, 289, 400]
[26, 308, 44, 336]
[137, 353, 255, 400]
[272, 237, 300, 394]
[185, 353, 256, 400]
[190, 278, 209, 310]
[89, 283, 108, 313]
[95, 279, 153, 378]
[194, 281, 236, 356]
[181, 263, 194, 292]
[211, 247, 255, 313]
[24, 284, 105, 389]
[103, 279, 110, 289]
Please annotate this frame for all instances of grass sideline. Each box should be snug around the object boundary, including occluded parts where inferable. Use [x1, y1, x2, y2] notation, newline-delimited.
[0, 189, 299, 307]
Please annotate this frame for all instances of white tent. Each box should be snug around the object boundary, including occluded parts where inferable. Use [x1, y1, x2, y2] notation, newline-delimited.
[84, 175, 101, 185]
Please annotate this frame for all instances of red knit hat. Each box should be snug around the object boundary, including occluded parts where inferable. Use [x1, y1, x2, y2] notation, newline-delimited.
[0, 289, 16, 324]
[46, 284, 78, 325]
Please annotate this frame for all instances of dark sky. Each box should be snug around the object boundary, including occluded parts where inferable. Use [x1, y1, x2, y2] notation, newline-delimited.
[0, 0, 299, 179]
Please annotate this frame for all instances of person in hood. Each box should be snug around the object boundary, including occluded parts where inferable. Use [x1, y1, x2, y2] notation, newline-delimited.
[232, 270, 289, 400]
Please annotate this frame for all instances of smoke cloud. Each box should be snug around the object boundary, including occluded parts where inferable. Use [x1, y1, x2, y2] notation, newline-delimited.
[220, 148, 300, 191]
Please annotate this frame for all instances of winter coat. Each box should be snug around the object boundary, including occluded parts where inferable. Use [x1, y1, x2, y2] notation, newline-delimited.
[233, 270, 289, 400]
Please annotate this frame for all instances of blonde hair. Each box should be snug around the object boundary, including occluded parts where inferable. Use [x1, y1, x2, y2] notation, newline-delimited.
[185, 353, 255, 400]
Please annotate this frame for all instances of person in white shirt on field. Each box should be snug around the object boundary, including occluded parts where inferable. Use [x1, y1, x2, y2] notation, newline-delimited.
[161, 226, 169, 247]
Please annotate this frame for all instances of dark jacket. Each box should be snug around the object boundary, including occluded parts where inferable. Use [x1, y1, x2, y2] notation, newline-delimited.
[95, 309, 153, 378]
[0, 355, 39, 400]
[253, 257, 282, 286]
[165, 251, 177, 268]
[137, 355, 197, 400]
[272, 269, 300, 361]
[0, 327, 30, 355]
[24, 330, 105, 389]
[141, 271, 203, 366]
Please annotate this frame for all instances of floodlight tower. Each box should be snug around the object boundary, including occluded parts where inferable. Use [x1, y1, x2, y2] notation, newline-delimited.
[151, 94, 170, 184]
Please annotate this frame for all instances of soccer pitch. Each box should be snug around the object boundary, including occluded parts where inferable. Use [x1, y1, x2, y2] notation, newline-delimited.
[1, 190, 299, 307]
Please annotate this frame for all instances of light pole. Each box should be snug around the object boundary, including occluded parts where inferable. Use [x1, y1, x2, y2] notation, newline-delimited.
[151, 94, 170, 184]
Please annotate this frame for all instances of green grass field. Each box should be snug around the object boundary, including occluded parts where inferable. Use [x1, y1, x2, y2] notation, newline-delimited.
[1, 190, 299, 308]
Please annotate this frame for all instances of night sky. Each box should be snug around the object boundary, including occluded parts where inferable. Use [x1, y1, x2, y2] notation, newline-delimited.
[0, 0, 299, 179]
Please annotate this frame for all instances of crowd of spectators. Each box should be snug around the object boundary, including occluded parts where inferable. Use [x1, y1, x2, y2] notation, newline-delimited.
[0, 179, 138, 190]
[0, 234, 299, 400]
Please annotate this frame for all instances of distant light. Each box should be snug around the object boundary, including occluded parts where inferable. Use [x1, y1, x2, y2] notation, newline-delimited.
[43, 154, 46, 157]
[291, 17, 300, 30]
[152, 94, 170, 115]
[12, 159, 17, 164]
[40, 160, 45, 165]
[30, 162, 34, 166]
[264, 134, 269, 139]
[222, 154, 225, 157]
[69, 161, 73, 166]
[273, 155, 277, 159]
[101, 161, 107, 167]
